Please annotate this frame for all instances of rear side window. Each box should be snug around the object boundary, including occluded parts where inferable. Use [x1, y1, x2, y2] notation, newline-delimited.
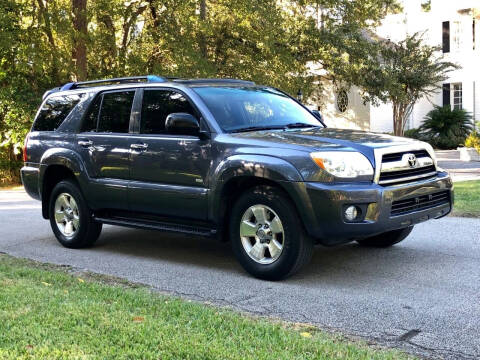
[141, 90, 197, 134]
[33, 94, 83, 131]
[97, 91, 135, 133]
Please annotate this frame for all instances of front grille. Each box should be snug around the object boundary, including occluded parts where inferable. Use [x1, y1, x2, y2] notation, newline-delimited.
[390, 191, 450, 216]
[379, 150, 437, 185]
[379, 165, 437, 185]
[382, 150, 430, 163]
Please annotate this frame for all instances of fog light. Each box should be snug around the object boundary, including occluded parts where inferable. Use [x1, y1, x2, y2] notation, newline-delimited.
[345, 205, 359, 221]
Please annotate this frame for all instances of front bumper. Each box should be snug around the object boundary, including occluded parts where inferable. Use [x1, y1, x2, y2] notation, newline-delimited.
[302, 171, 453, 245]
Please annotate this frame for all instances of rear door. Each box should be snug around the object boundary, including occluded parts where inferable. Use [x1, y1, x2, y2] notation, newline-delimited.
[127, 88, 210, 220]
[76, 90, 136, 210]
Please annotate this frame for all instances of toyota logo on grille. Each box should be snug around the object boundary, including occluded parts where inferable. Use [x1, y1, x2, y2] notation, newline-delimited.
[407, 154, 417, 168]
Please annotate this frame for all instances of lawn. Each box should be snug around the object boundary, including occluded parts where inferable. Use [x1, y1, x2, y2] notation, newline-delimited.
[0, 254, 413, 360]
[451, 180, 480, 218]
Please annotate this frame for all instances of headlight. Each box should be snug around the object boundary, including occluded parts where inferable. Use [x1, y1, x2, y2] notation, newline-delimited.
[310, 151, 374, 178]
[423, 142, 437, 165]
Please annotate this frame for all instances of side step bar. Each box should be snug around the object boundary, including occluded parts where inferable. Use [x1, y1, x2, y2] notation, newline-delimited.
[93, 215, 217, 237]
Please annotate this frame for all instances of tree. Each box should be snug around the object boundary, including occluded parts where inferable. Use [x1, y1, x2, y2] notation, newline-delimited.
[358, 33, 457, 136]
[72, 0, 88, 80]
[0, 0, 402, 182]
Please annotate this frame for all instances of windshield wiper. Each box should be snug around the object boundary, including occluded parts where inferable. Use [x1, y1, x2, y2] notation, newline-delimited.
[284, 123, 320, 129]
[229, 125, 285, 133]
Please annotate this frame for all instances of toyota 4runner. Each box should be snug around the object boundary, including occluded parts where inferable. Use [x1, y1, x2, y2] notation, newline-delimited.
[21, 76, 453, 280]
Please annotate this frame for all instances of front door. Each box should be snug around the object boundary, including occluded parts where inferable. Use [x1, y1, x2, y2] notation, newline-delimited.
[128, 88, 210, 220]
[76, 89, 136, 210]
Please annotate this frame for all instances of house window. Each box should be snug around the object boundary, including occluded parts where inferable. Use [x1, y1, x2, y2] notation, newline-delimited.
[442, 21, 450, 53]
[473, 19, 476, 50]
[452, 21, 462, 51]
[336, 89, 348, 113]
[452, 83, 462, 110]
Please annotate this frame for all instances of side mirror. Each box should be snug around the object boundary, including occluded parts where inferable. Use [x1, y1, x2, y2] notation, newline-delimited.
[312, 110, 323, 121]
[165, 113, 200, 136]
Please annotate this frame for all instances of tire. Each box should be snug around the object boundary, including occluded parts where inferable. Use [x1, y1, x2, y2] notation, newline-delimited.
[229, 186, 313, 280]
[48, 180, 102, 249]
[356, 226, 414, 248]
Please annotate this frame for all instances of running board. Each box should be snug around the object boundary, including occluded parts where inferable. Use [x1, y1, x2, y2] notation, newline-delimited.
[93, 215, 217, 237]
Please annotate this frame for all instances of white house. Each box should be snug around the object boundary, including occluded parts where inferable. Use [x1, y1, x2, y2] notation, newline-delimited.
[308, 0, 480, 133]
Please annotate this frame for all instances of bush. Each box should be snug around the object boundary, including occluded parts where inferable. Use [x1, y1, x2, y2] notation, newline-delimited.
[403, 127, 424, 140]
[419, 106, 473, 149]
[465, 131, 480, 152]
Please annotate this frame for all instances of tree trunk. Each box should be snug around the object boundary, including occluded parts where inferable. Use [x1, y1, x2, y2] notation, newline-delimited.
[118, 4, 147, 73]
[36, 0, 60, 83]
[198, 0, 208, 59]
[72, 0, 88, 81]
[392, 101, 413, 136]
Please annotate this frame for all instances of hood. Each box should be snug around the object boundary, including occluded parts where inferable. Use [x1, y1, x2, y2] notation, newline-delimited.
[229, 127, 419, 150]
[227, 127, 424, 164]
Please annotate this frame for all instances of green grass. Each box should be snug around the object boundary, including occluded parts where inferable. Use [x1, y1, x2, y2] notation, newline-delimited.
[451, 180, 480, 218]
[0, 255, 414, 360]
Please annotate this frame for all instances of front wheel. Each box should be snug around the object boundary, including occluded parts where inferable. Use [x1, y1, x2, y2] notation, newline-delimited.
[356, 226, 414, 248]
[49, 180, 102, 249]
[229, 186, 313, 280]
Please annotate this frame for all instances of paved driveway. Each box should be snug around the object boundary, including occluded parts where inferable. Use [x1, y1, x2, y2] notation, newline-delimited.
[1, 190, 479, 359]
[436, 150, 480, 182]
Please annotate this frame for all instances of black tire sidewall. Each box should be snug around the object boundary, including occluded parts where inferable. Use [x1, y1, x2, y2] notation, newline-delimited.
[230, 186, 305, 280]
[48, 180, 95, 248]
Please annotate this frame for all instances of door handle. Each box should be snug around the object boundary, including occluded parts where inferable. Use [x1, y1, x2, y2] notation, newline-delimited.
[130, 143, 148, 151]
[78, 139, 93, 147]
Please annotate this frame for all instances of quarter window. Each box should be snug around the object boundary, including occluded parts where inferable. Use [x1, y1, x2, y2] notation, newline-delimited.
[141, 90, 197, 134]
[81, 95, 102, 132]
[33, 94, 83, 131]
[97, 91, 135, 133]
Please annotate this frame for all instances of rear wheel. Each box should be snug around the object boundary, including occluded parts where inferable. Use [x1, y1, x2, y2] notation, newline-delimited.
[356, 226, 414, 248]
[230, 186, 313, 280]
[49, 180, 102, 248]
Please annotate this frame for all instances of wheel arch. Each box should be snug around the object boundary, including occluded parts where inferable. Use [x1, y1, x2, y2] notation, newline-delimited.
[209, 155, 316, 241]
[39, 148, 88, 219]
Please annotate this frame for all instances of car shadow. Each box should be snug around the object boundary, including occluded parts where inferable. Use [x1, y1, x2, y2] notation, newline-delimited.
[92, 225, 440, 285]
[94, 226, 241, 273]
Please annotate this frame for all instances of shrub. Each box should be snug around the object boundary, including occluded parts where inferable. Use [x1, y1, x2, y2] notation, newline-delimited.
[403, 127, 424, 140]
[419, 106, 473, 149]
[465, 131, 480, 152]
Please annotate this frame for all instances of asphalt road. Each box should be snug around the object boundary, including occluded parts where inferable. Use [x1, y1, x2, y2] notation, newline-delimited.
[1, 190, 479, 359]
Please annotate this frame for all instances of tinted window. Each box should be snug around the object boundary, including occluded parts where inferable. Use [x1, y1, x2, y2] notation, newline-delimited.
[33, 94, 83, 131]
[141, 90, 197, 134]
[193, 87, 321, 132]
[81, 95, 102, 132]
[97, 91, 135, 133]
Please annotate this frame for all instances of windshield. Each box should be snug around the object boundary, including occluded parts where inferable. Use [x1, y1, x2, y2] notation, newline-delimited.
[192, 86, 323, 132]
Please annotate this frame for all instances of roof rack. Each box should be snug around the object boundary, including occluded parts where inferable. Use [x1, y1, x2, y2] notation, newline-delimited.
[60, 75, 166, 91]
[41, 76, 256, 101]
[41, 75, 167, 100]
[172, 78, 255, 86]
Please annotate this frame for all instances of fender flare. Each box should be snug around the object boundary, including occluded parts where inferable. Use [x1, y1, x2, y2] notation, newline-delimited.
[39, 148, 90, 217]
[208, 155, 316, 229]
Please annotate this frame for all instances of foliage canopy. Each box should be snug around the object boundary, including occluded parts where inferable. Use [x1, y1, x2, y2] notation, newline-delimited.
[1, 0, 400, 178]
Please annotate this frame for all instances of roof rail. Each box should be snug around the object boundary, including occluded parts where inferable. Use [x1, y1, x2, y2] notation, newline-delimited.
[173, 78, 255, 85]
[60, 75, 167, 91]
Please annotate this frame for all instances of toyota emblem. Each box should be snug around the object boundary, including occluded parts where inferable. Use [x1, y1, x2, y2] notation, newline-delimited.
[407, 154, 417, 168]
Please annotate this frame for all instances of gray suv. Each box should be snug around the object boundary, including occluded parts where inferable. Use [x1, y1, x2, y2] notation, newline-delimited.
[21, 76, 453, 280]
